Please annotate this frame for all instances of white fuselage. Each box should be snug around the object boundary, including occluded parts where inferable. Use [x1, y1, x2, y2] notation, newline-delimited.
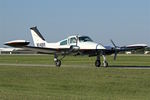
[45, 35, 105, 50]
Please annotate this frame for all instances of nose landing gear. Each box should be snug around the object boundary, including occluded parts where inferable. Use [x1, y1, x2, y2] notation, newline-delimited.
[95, 54, 108, 67]
[95, 54, 101, 67]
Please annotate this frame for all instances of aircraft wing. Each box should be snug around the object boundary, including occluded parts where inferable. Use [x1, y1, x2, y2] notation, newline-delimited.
[5, 40, 147, 55]
[104, 44, 147, 55]
[124, 44, 148, 50]
[103, 44, 147, 60]
[4, 40, 70, 54]
[23, 46, 70, 54]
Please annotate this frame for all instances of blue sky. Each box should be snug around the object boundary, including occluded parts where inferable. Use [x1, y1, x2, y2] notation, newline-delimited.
[0, 0, 150, 47]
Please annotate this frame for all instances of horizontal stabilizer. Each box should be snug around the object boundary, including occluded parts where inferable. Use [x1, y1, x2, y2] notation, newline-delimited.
[4, 40, 30, 47]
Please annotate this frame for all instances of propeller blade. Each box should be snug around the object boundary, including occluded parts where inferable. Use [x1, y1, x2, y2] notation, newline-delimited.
[110, 39, 119, 60]
[114, 51, 117, 60]
[110, 39, 117, 48]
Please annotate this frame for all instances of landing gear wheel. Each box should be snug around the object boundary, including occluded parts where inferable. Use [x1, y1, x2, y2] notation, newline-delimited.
[55, 60, 61, 67]
[95, 60, 101, 67]
[103, 61, 108, 67]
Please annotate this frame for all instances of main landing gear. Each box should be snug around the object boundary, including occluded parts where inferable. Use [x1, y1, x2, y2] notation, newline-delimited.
[55, 59, 61, 67]
[95, 54, 108, 67]
[54, 54, 108, 67]
[54, 54, 65, 67]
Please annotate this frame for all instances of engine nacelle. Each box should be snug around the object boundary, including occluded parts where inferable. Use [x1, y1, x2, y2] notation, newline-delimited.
[70, 45, 80, 52]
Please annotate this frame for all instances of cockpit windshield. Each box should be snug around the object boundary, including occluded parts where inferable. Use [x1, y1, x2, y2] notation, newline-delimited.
[79, 36, 93, 42]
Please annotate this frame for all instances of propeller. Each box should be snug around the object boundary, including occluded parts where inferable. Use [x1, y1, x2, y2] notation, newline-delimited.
[110, 40, 120, 60]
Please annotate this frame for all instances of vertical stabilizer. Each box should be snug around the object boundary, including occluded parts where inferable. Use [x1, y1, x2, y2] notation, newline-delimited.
[30, 26, 47, 47]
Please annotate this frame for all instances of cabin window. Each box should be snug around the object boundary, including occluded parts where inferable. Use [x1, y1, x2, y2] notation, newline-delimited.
[70, 37, 77, 44]
[60, 40, 67, 45]
[79, 36, 93, 42]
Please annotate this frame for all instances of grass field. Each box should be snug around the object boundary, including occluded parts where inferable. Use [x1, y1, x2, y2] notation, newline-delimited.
[0, 54, 150, 66]
[0, 54, 150, 100]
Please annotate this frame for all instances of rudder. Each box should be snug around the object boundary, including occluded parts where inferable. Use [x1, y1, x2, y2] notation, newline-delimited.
[30, 26, 46, 47]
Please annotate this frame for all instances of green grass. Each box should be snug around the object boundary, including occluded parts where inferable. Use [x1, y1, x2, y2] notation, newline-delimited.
[0, 54, 150, 100]
[0, 54, 150, 66]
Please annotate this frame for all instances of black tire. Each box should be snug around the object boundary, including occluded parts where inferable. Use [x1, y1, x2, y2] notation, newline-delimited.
[55, 60, 61, 67]
[95, 60, 101, 67]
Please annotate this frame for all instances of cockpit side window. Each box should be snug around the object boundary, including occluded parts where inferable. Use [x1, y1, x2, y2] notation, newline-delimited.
[79, 36, 93, 42]
[70, 37, 77, 44]
[60, 40, 67, 45]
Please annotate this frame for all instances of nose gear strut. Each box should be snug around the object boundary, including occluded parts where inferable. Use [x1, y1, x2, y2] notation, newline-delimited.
[95, 51, 108, 67]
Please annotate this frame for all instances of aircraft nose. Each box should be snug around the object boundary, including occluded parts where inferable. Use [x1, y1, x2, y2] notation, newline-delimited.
[96, 44, 105, 50]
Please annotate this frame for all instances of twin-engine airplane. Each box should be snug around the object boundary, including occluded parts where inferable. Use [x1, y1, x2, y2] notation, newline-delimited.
[5, 26, 147, 67]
